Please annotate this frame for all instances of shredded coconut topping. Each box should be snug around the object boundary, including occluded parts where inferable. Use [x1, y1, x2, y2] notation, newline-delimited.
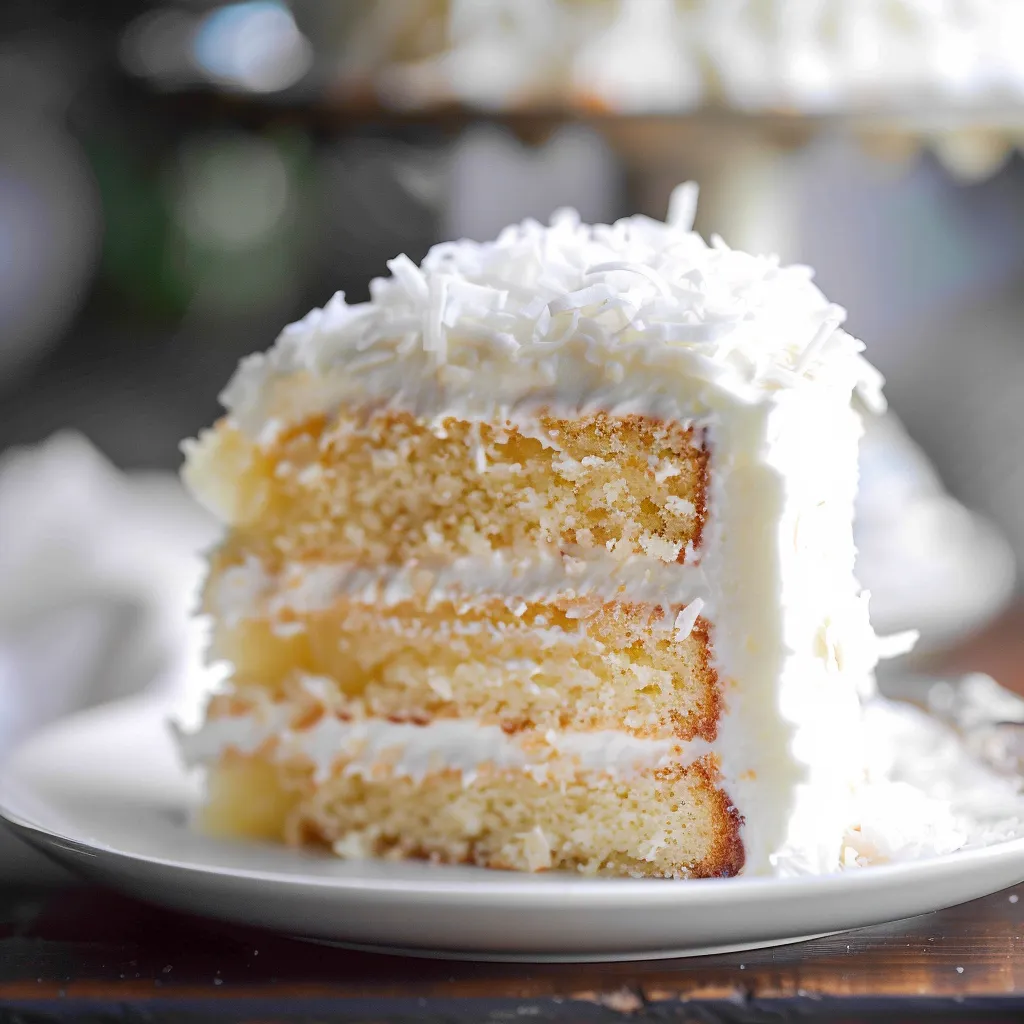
[217, 183, 884, 434]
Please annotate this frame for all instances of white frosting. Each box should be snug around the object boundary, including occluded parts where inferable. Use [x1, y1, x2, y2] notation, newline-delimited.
[176, 704, 690, 784]
[207, 550, 708, 623]
[206, 183, 881, 441]
[706, 389, 876, 876]
[185, 185, 891, 876]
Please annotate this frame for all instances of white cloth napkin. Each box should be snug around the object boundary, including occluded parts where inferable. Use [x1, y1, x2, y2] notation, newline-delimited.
[0, 433, 219, 752]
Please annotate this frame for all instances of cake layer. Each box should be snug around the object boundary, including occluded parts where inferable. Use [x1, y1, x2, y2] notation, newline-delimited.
[207, 588, 718, 739]
[198, 751, 743, 878]
[186, 410, 708, 568]
[180, 698, 738, 879]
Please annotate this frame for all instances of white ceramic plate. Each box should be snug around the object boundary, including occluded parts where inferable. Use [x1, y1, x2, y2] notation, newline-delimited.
[2, 697, 1024, 962]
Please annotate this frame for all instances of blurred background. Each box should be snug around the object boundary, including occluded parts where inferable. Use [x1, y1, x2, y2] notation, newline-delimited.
[2, 0, 1024, 747]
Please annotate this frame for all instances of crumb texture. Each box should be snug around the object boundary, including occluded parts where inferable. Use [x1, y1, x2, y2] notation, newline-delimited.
[186, 405, 737, 877]
[194, 410, 707, 567]
[210, 596, 719, 740]
[202, 753, 744, 879]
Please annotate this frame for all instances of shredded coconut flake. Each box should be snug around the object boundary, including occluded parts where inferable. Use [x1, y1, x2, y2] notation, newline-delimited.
[521, 826, 553, 872]
[674, 598, 704, 640]
[215, 182, 883, 436]
[666, 180, 699, 232]
[664, 495, 696, 516]
[640, 535, 683, 562]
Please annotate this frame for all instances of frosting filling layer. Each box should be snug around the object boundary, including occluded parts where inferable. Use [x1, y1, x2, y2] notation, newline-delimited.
[176, 706, 703, 784]
[207, 549, 710, 623]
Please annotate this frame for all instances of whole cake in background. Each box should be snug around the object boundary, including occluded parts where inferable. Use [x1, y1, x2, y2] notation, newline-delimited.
[334, 0, 1024, 114]
[178, 183, 900, 878]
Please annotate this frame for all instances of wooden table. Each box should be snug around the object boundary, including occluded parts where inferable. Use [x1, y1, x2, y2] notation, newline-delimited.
[1, 882, 1023, 1022]
[3, 605, 1023, 1023]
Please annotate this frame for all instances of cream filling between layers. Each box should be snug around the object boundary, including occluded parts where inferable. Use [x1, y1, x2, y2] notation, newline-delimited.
[208, 549, 709, 623]
[176, 704, 703, 784]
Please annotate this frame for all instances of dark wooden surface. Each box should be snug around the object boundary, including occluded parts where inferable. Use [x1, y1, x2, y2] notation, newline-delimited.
[1, 605, 1023, 1023]
[2, 882, 1024, 1022]
[923, 604, 1024, 696]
